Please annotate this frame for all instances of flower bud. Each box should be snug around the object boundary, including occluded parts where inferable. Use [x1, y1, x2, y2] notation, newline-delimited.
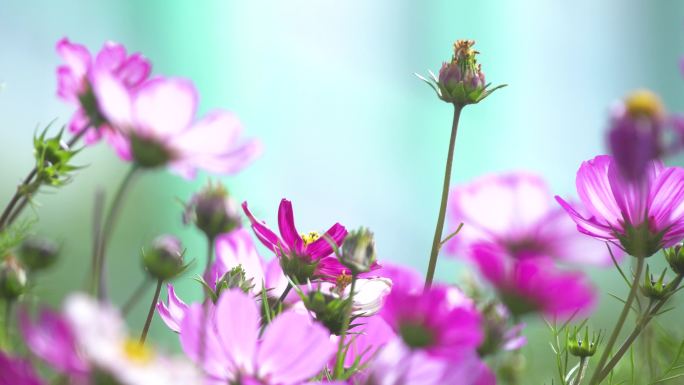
[302, 289, 355, 335]
[33, 126, 81, 187]
[215, 265, 255, 296]
[19, 237, 60, 271]
[0, 256, 28, 300]
[640, 264, 674, 300]
[340, 227, 376, 275]
[183, 183, 241, 240]
[607, 90, 665, 182]
[418, 40, 505, 106]
[665, 243, 684, 275]
[142, 235, 187, 281]
[477, 303, 526, 357]
[567, 326, 601, 358]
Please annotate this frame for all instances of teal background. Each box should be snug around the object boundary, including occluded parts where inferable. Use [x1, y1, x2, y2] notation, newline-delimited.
[2, 1, 684, 383]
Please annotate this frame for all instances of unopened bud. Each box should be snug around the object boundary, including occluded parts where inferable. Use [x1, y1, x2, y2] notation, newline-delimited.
[19, 237, 59, 271]
[183, 183, 241, 240]
[0, 256, 27, 300]
[567, 326, 601, 358]
[215, 265, 255, 295]
[641, 264, 674, 300]
[665, 243, 684, 275]
[142, 235, 187, 281]
[340, 227, 376, 275]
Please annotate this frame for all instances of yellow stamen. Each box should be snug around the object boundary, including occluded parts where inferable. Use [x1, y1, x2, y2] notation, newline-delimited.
[335, 272, 352, 292]
[625, 90, 664, 119]
[301, 231, 320, 246]
[122, 339, 154, 364]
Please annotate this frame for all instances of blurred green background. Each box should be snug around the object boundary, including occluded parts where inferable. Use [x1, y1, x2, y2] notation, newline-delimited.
[2, 0, 684, 383]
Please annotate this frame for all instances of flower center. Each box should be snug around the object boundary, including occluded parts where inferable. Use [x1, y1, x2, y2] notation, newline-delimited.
[122, 339, 153, 364]
[625, 90, 664, 119]
[301, 231, 320, 246]
[399, 322, 435, 349]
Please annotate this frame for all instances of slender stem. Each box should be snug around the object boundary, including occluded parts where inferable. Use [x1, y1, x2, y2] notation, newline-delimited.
[270, 282, 293, 314]
[0, 129, 86, 231]
[88, 190, 105, 294]
[425, 105, 463, 289]
[122, 278, 152, 316]
[139, 279, 163, 344]
[199, 236, 216, 365]
[596, 275, 683, 381]
[94, 166, 139, 301]
[3, 300, 12, 346]
[334, 275, 357, 378]
[588, 257, 644, 385]
[573, 357, 589, 385]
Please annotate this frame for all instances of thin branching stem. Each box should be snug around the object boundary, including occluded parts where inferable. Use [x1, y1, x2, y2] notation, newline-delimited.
[139, 278, 163, 344]
[334, 274, 357, 378]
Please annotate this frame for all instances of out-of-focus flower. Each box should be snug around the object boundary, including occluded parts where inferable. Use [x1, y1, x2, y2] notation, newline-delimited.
[183, 182, 241, 240]
[179, 288, 336, 385]
[242, 199, 357, 282]
[341, 314, 395, 368]
[379, 278, 482, 360]
[93, 75, 261, 178]
[556, 155, 684, 258]
[418, 40, 505, 106]
[446, 172, 612, 265]
[142, 235, 188, 281]
[157, 228, 286, 333]
[476, 303, 526, 357]
[665, 243, 684, 275]
[0, 351, 44, 385]
[360, 338, 495, 385]
[0, 255, 27, 300]
[470, 242, 595, 318]
[21, 294, 201, 385]
[56, 38, 151, 143]
[19, 237, 60, 272]
[607, 90, 665, 182]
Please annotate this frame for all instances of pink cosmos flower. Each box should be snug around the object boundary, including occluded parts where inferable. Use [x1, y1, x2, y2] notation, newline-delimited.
[470, 242, 595, 318]
[180, 288, 336, 385]
[242, 199, 356, 282]
[93, 74, 261, 179]
[56, 38, 151, 143]
[0, 352, 44, 385]
[556, 155, 684, 258]
[157, 229, 286, 333]
[446, 172, 611, 265]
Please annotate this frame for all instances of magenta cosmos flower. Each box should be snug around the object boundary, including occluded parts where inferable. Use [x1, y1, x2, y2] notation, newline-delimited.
[446, 172, 611, 265]
[556, 155, 684, 258]
[93, 74, 261, 178]
[0, 352, 44, 385]
[470, 242, 595, 317]
[180, 288, 336, 385]
[57, 38, 151, 143]
[243, 199, 360, 282]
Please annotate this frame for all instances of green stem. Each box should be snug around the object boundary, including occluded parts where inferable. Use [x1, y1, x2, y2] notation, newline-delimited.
[425, 105, 463, 289]
[139, 278, 163, 344]
[588, 257, 644, 385]
[270, 282, 293, 314]
[573, 357, 589, 385]
[333, 275, 357, 379]
[93, 165, 139, 301]
[122, 278, 152, 316]
[596, 275, 683, 382]
[200, 236, 216, 364]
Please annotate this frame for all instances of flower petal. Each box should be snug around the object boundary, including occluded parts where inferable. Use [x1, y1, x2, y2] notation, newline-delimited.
[278, 199, 303, 253]
[132, 77, 197, 138]
[156, 284, 188, 333]
[56, 38, 91, 80]
[575, 155, 623, 229]
[306, 223, 347, 260]
[242, 201, 283, 253]
[214, 289, 260, 375]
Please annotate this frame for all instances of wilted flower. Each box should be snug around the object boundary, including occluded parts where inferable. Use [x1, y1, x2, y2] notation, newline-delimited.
[340, 227, 377, 275]
[179, 288, 336, 385]
[142, 235, 188, 281]
[183, 182, 241, 240]
[56, 38, 151, 143]
[0, 351, 44, 385]
[242, 199, 358, 282]
[0, 255, 27, 300]
[470, 242, 595, 318]
[567, 326, 601, 358]
[607, 90, 665, 182]
[19, 237, 60, 271]
[93, 75, 261, 178]
[418, 40, 505, 106]
[556, 155, 684, 258]
[21, 294, 201, 385]
[446, 172, 612, 265]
